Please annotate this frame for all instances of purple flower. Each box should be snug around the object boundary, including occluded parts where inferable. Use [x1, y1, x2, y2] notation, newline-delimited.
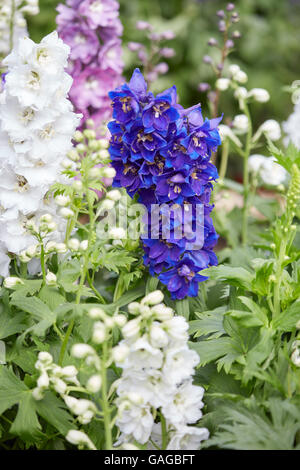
[142, 86, 180, 133]
[78, 0, 120, 30]
[98, 38, 123, 74]
[159, 255, 209, 299]
[108, 69, 222, 299]
[60, 24, 99, 63]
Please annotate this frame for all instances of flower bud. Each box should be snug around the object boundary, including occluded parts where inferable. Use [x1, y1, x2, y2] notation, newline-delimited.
[46, 272, 57, 286]
[66, 430, 96, 450]
[55, 194, 70, 207]
[232, 114, 249, 133]
[122, 318, 141, 339]
[80, 240, 88, 251]
[73, 180, 83, 191]
[128, 302, 141, 315]
[107, 189, 122, 201]
[89, 307, 106, 319]
[59, 207, 74, 219]
[52, 377, 67, 394]
[101, 199, 115, 210]
[37, 371, 49, 389]
[92, 322, 107, 344]
[248, 88, 270, 103]
[56, 243, 67, 254]
[83, 129, 96, 140]
[61, 365, 78, 378]
[68, 238, 80, 251]
[101, 167, 116, 178]
[3, 276, 23, 288]
[32, 387, 44, 401]
[109, 227, 126, 240]
[235, 70, 248, 83]
[142, 290, 164, 306]
[216, 78, 230, 91]
[113, 314, 127, 327]
[112, 343, 130, 363]
[151, 303, 174, 321]
[74, 131, 83, 142]
[72, 344, 95, 359]
[86, 374, 102, 393]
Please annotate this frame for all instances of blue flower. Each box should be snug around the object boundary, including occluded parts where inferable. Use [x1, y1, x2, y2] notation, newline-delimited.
[108, 69, 222, 299]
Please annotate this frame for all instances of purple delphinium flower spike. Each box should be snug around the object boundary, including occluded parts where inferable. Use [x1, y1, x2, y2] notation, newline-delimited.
[108, 68, 222, 299]
[56, 0, 124, 131]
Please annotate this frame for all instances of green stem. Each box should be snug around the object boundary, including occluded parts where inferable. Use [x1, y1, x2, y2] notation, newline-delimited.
[101, 341, 113, 450]
[219, 139, 229, 181]
[40, 242, 47, 286]
[160, 412, 168, 450]
[241, 103, 253, 246]
[273, 237, 287, 318]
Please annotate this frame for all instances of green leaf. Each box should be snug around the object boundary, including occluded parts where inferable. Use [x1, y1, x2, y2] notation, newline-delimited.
[176, 298, 190, 320]
[189, 306, 226, 339]
[272, 300, 300, 331]
[201, 265, 254, 290]
[35, 392, 75, 436]
[10, 296, 56, 339]
[0, 303, 26, 339]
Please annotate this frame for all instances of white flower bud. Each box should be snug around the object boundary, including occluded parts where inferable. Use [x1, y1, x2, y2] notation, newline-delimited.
[71, 344, 95, 359]
[142, 290, 164, 306]
[86, 374, 102, 393]
[52, 377, 67, 394]
[67, 149, 79, 161]
[216, 78, 230, 91]
[78, 410, 94, 424]
[151, 303, 174, 321]
[139, 304, 152, 318]
[122, 318, 141, 339]
[234, 86, 248, 100]
[89, 307, 106, 319]
[232, 114, 249, 133]
[80, 240, 88, 251]
[73, 180, 83, 191]
[61, 366, 78, 378]
[68, 238, 80, 251]
[61, 159, 74, 170]
[109, 227, 126, 239]
[32, 387, 44, 401]
[228, 64, 240, 76]
[59, 207, 74, 219]
[26, 244, 38, 258]
[218, 124, 242, 147]
[107, 190, 122, 201]
[102, 167, 116, 178]
[3, 276, 23, 288]
[83, 129, 96, 140]
[89, 167, 102, 179]
[38, 351, 53, 364]
[259, 119, 281, 141]
[45, 241, 57, 253]
[56, 243, 67, 254]
[235, 70, 248, 83]
[101, 199, 115, 210]
[104, 316, 114, 328]
[37, 371, 49, 389]
[112, 343, 130, 363]
[55, 194, 71, 206]
[92, 322, 107, 344]
[113, 314, 127, 327]
[46, 272, 57, 286]
[128, 302, 141, 315]
[66, 430, 96, 450]
[248, 88, 270, 103]
[291, 348, 300, 367]
[40, 213, 52, 223]
[19, 252, 30, 263]
[98, 138, 109, 149]
[98, 149, 110, 159]
[74, 131, 84, 142]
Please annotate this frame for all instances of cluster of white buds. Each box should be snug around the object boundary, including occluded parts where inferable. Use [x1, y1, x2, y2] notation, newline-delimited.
[32, 351, 79, 400]
[114, 291, 209, 450]
[0, 1, 39, 57]
[0, 32, 80, 276]
[291, 340, 300, 367]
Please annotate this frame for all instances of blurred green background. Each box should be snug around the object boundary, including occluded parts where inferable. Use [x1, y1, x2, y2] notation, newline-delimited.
[28, 0, 300, 130]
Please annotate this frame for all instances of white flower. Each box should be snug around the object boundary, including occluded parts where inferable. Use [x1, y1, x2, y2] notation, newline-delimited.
[162, 381, 205, 426]
[163, 347, 199, 385]
[167, 426, 209, 450]
[215, 78, 230, 91]
[116, 401, 154, 445]
[0, 31, 80, 274]
[249, 154, 287, 185]
[248, 154, 266, 173]
[126, 336, 163, 371]
[248, 88, 270, 103]
[163, 316, 189, 344]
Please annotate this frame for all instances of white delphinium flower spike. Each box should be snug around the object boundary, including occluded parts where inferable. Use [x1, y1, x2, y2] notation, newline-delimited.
[0, 31, 80, 276]
[114, 291, 209, 449]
